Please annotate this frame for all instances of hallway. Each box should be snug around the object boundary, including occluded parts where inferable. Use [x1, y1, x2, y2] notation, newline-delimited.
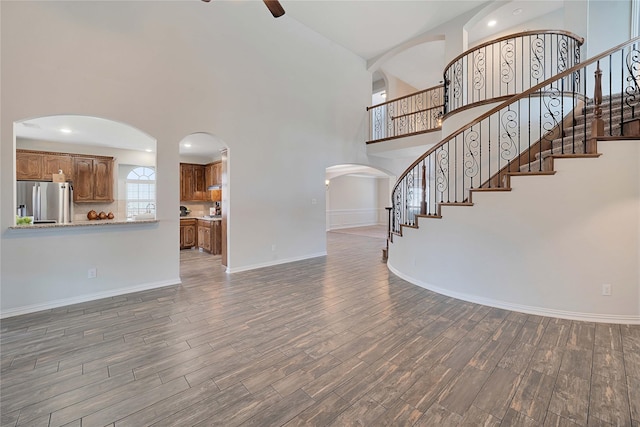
[1, 231, 638, 426]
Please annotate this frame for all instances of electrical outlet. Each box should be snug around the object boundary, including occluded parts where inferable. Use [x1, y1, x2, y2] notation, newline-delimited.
[87, 268, 97, 279]
[601, 283, 611, 296]
[311, 198, 317, 205]
[271, 244, 276, 252]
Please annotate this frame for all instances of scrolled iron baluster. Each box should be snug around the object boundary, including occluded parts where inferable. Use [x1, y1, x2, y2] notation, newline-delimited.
[531, 36, 545, 81]
[500, 108, 519, 161]
[624, 47, 640, 111]
[387, 103, 395, 137]
[394, 189, 402, 230]
[464, 129, 480, 181]
[473, 50, 486, 91]
[557, 36, 569, 73]
[542, 85, 562, 144]
[435, 148, 449, 197]
[453, 61, 463, 108]
[501, 39, 515, 85]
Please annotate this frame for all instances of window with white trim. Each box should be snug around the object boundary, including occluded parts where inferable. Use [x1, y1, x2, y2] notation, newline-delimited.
[126, 166, 156, 218]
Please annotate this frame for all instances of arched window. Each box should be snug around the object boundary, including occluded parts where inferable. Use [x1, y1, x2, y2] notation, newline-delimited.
[126, 166, 156, 218]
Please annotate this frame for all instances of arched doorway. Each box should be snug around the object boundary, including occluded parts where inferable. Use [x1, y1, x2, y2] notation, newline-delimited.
[178, 132, 229, 267]
[325, 164, 395, 236]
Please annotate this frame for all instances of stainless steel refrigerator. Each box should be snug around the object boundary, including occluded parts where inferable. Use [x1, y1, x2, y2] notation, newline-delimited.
[16, 181, 74, 224]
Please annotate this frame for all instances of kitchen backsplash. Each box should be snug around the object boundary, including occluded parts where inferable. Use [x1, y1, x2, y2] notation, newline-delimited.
[73, 201, 124, 222]
[180, 202, 215, 217]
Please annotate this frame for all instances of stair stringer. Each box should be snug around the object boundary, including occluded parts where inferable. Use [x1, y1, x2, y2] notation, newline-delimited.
[388, 139, 640, 324]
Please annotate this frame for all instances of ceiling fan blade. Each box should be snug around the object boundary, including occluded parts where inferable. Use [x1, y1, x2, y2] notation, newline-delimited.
[263, 0, 285, 18]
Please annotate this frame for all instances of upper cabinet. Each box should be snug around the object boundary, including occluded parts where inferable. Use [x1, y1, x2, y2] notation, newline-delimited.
[16, 149, 114, 203]
[16, 151, 43, 180]
[205, 161, 222, 188]
[205, 161, 222, 202]
[181, 161, 222, 202]
[43, 153, 73, 178]
[16, 150, 74, 181]
[73, 156, 114, 203]
[180, 163, 207, 202]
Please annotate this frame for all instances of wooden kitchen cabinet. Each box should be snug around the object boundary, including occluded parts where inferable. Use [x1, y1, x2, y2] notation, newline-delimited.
[180, 163, 207, 201]
[16, 151, 43, 180]
[42, 153, 73, 178]
[73, 156, 114, 202]
[197, 220, 212, 253]
[180, 219, 197, 249]
[205, 161, 222, 202]
[197, 219, 221, 255]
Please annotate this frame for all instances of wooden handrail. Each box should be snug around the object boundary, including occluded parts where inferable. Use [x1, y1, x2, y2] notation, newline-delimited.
[392, 36, 640, 195]
[367, 84, 444, 111]
[391, 105, 443, 121]
[443, 30, 585, 74]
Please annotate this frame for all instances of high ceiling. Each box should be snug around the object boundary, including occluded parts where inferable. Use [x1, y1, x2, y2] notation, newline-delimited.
[281, 0, 564, 90]
[12, 0, 565, 155]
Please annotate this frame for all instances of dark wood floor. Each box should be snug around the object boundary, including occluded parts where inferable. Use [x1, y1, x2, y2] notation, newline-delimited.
[1, 231, 638, 426]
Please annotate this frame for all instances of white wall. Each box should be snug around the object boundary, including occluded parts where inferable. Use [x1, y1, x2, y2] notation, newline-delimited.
[326, 175, 389, 229]
[0, 1, 370, 316]
[389, 139, 640, 323]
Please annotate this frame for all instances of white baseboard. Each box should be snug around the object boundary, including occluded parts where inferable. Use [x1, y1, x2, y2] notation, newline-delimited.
[226, 252, 327, 274]
[0, 278, 182, 319]
[387, 263, 640, 325]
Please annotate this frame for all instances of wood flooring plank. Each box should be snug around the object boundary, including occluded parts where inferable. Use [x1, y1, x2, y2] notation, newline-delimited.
[547, 373, 590, 425]
[594, 323, 622, 351]
[543, 411, 581, 426]
[436, 365, 491, 416]
[148, 382, 251, 426]
[81, 377, 189, 427]
[627, 375, 640, 424]
[326, 395, 388, 427]
[47, 373, 161, 426]
[414, 403, 463, 426]
[282, 392, 349, 427]
[115, 379, 220, 427]
[473, 367, 521, 420]
[509, 369, 556, 423]
[1, 232, 638, 427]
[401, 363, 458, 412]
[588, 373, 632, 426]
[375, 399, 423, 426]
[238, 388, 315, 427]
[459, 405, 501, 426]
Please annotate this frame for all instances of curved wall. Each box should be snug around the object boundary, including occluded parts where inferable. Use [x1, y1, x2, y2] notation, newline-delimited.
[388, 139, 640, 324]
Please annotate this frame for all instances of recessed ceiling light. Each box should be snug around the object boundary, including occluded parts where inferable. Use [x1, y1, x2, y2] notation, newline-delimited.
[512, 8, 523, 15]
[184, 143, 192, 148]
[59, 128, 72, 134]
[145, 149, 153, 153]
[487, 20, 497, 27]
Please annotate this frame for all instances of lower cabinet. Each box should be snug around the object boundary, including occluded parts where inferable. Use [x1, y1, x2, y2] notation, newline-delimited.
[180, 219, 197, 249]
[197, 219, 222, 255]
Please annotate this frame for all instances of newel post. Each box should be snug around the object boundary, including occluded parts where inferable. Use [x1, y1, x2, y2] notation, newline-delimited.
[420, 163, 427, 215]
[383, 206, 393, 262]
[589, 60, 604, 153]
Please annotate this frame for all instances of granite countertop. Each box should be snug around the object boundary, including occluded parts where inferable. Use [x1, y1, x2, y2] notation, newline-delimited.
[9, 219, 158, 230]
[196, 216, 222, 222]
[180, 216, 221, 221]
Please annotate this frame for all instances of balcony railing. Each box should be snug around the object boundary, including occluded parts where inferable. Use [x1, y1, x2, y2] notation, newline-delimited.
[367, 85, 444, 143]
[391, 37, 639, 235]
[444, 30, 584, 115]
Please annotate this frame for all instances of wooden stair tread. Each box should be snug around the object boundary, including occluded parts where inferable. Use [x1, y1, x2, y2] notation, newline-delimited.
[471, 187, 512, 192]
[508, 171, 556, 176]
